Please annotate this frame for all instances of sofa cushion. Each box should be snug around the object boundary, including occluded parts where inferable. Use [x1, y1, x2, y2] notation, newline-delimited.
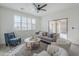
[47, 45, 59, 55]
[47, 45, 68, 56]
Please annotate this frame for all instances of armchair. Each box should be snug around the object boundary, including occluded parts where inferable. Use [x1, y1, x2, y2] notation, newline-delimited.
[4, 32, 21, 46]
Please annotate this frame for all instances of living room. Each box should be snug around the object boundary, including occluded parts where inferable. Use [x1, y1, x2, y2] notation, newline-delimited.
[0, 3, 79, 56]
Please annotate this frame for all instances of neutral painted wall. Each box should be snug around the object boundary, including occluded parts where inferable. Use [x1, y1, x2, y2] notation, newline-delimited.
[0, 8, 1, 44]
[41, 6, 79, 45]
[0, 7, 41, 44]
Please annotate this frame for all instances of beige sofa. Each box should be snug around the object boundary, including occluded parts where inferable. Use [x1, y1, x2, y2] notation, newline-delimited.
[51, 39, 71, 51]
[33, 39, 71, 56]
[33, 45, 68, 56]
[37, 32, 59, 44]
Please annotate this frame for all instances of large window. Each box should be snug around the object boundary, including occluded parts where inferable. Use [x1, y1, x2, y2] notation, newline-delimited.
[14, 15, 36, 30]
[14, 15, 21, 30]
[32, 19, 36, 30]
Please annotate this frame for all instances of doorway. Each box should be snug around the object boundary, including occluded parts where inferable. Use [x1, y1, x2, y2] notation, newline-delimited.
[48, 18, 68, 40]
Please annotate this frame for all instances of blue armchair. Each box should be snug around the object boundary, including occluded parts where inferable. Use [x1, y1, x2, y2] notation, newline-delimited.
[4, 32, 21, 46]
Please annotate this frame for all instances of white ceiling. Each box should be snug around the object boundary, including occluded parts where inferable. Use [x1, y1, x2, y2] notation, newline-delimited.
[0, 3, 79, 17]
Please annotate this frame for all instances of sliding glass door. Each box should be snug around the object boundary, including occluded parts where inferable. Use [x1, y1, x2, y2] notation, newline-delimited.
[48, 18, 68, 40]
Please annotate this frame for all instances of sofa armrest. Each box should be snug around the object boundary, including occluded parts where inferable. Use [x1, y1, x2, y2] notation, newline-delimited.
[51, 39, 71, 50]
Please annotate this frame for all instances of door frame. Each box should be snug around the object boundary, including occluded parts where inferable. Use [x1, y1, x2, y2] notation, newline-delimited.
[48, 18, 68, 40]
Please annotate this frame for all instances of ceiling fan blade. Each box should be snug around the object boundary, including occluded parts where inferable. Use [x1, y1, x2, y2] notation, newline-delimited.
[33, 3, 38, 9]
[39, 4, 47, 9]
[40, 9, 46, 11]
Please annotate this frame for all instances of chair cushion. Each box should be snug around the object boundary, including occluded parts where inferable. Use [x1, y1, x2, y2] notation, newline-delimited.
[10, 38, 17, 40]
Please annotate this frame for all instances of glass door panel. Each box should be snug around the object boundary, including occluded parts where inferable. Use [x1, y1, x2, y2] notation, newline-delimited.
[48, 18, 68, 40]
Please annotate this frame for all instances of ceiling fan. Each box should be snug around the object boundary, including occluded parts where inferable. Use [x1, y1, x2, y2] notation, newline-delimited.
[33, 3, 47, 13]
